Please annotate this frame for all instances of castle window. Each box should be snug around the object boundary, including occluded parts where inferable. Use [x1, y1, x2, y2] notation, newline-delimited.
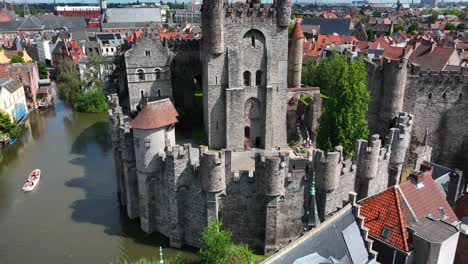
[243, 71, 251, 86]
[157, 89, 161, 97]
[154, 68, 161, 80]
[442, 92, 447, 99]
[459, 93, 463, 101]
[256, 70, 262, 86]
[251, 36, 255, 47]
[140, 90, 144, 99]
[137, 69, 145, 81]
[428, 93, 432, 100]
[145, 50, 151, 56]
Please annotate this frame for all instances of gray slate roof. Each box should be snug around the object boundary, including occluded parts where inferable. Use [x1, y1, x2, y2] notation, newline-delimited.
[410, 218, 458, 243]
[105, 8, 162, 23]
[0, 21, 21, 32]
[38, 16, 88, 30]
[18, 16, 44, 30]
[263, 205, 375, 264]
[301, 18, 351, 35]
[0, 78, 23, 93]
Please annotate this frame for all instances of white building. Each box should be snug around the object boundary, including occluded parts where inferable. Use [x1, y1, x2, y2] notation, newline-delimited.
[96, 33, 124, 57]
[0, 78, 27, 122]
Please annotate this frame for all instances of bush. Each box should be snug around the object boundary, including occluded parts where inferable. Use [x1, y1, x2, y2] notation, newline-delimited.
[74, 89, 108, 113]
[10, 54, 24, 64]
[199, 219, 253, 264]
[0, 110, 19, 138]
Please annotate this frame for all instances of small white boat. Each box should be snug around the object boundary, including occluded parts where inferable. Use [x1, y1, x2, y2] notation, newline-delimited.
[22, 169, 41, 192]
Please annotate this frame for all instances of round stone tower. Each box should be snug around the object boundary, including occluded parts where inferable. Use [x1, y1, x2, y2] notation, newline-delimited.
[201, 0, 224, 54]
[200, 150, 226, 193]
[380, 57, 408, 123]
[256, 153, 287, 196]
[288, 19, 305, 88]
[314, 147, 343, 192]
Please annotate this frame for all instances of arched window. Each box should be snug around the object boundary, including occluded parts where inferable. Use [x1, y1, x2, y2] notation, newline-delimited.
[442, 92, 447, 99]
[140, 90, 144, 99]
[137, 69, 145, 81]
[459, 93, 463, 101]
[154, 68, 161, 80]
[157, 89, 161, 97]
[428, 93, 432, 100]
[251, 36, 255, 47]
[243, 71, 251, 86]
[256, 70, 262, 86]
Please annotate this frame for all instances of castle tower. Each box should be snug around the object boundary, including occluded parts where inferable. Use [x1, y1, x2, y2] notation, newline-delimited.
[380, 57, 408, 126]
[355, 135, 382, 199]
[201, 0, 224, 55]
[129, 99, 179, 233]
[288, 19, 304, 88]
[386, 112, 413, 186]
[202, 0, 291, 149]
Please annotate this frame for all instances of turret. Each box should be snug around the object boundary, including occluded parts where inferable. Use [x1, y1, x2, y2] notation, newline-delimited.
[314, 146, 343, 192]
[355, 135, 382, 180]
[255, 153, 288, 196]
[275, 0, 291, 28]
[130, 99, 178, 173]
[201, 0, 224, 55]
[200, 149, 226, 193]
[288, 19, 304, 88]
[380, 57, 408, 123]
[386, 112, 413, 186]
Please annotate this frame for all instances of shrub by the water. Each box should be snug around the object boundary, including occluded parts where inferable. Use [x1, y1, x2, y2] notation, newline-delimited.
[199, 219, 253, 264]
[74, 89, 108, 113]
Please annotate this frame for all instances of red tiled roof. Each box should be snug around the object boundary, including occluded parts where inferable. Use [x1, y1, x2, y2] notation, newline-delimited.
[399, 170, 458, 224]
[291, 20, 305, 39]
[360, 187, 414, 252]
[130, 99, 179, 130]
[383, 46, 405, 59]
[359, 168, 458, 253]
[409, 45, 458, 71]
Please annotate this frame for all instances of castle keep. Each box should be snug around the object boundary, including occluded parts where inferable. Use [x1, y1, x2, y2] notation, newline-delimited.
[107, 0, 466, 256]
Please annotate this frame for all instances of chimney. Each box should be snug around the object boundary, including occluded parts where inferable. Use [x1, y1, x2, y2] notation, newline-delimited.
[408, 163, 432, 189]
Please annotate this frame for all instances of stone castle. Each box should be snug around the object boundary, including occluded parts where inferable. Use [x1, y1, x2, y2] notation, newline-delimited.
[107, 0, 467, 255]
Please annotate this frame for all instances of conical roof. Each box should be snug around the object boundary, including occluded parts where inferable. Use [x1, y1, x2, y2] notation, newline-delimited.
[291, 19, 305, 39]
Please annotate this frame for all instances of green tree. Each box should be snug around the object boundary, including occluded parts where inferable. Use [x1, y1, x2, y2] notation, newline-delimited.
[0, 110, 19, 138]
[57, 58, 82, 104]
[372, 11, 382, 17]
[74, 89, 107, 113]
[393, 22, 406, 33]
[82, 52, 106, 91]
[406, 22, 420, 34]
[36, 62, 48, 79]
[199, 219, 253, 264]
[445, 22, 456, 30]
[302, 53, 369, 157]
[10, 55, 24, 64]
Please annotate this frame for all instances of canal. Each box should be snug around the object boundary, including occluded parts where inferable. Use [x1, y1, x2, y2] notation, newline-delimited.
[0, 88, 198, 263]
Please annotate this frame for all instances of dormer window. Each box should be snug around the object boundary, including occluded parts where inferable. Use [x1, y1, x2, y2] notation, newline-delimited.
[381, 226, 392, 239]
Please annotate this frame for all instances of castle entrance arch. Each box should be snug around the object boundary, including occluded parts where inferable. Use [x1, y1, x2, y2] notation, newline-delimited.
[244, 98, 261, 149]
[286, 90, 320, 147]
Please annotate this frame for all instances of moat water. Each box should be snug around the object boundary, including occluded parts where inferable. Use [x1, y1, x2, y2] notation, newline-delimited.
[0, 87, 198, 263]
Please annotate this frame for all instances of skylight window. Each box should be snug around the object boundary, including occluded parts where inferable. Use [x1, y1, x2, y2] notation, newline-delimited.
[439, 207, 448, 219]
[381, 226, 392, 239]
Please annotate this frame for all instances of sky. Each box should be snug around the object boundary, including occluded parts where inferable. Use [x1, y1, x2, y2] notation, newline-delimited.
[9, 0, 445, 4]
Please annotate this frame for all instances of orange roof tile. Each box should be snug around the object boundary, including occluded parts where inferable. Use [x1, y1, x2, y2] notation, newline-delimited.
[360, 187, 414, 252]
[130, 99, 179, 130]
[359, 167, 459, 253]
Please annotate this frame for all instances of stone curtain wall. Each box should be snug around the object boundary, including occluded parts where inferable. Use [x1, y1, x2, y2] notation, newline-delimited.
[108, 94, 414, 254]
[404, 69, 468, 169]
[367, 59, 468, 170]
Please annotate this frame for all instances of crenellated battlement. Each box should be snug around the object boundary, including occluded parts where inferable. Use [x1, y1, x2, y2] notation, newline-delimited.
[224, 3, 275, 20]
[255, 152, 289, 196]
